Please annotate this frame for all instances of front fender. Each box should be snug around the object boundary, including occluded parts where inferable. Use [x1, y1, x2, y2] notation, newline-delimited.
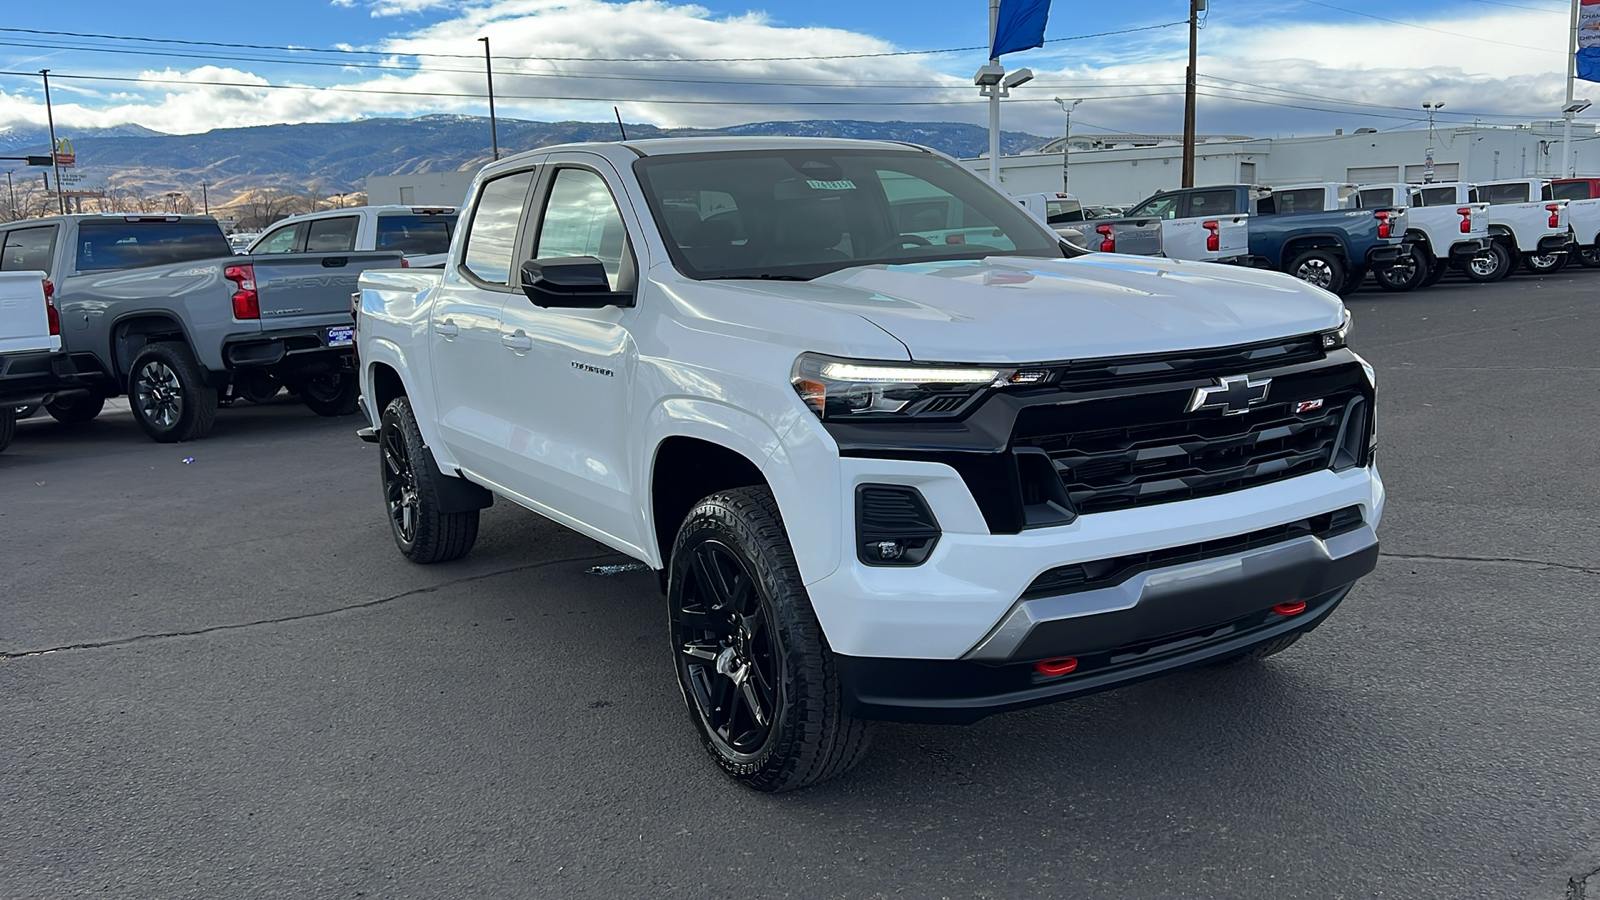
[360, 336, 460, 475]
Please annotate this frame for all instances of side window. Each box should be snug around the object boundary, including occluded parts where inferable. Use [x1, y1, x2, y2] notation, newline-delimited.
[1129, 195, 1181, 219]
[1357, 189, 1393, 209]
[304, 216, 359, 253]
[257, 224, 302, 254]
[0, 226, 57, 272]
[1274, 189, 1325, 213]
[1419, 187, 1455, 207]
[462, 169, 537, 285]
[534, 167, 632, 289]
[1184, 190, 1237, 217]
[1482, 183, 1529, 204]
[1541, 183, 1555, 201]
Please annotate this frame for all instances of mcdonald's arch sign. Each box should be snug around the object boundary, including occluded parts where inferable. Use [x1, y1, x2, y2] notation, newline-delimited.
[54, 138, 75, 168]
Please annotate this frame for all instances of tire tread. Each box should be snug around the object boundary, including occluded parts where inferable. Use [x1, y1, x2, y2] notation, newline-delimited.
[381, 396, 478, 564]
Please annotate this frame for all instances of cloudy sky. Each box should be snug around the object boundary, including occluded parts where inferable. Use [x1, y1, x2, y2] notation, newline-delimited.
[0, 0, 1581, 141]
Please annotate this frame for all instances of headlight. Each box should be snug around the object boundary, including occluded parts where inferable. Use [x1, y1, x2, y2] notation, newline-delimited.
[791, 353, 1048, 420]
[1321, 309, 1352, 350]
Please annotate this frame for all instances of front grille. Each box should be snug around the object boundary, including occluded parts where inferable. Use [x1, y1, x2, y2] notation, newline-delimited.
[1014, 365, 1368, 517]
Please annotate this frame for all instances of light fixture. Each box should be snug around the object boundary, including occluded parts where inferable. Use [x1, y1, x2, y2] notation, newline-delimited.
[1002, 67, 1035, 89]
[973, 64, 1004, 87]
[1564, 99, 1592, 115]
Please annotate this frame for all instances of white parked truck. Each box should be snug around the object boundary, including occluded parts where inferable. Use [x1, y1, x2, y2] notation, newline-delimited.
[354, 137, 1383, 791]
[0, 270, 86, 452]
[249, 205, 458, 268]
[1475, 179, 1574, 275]
[1098, 186, 1249, 264]
[1013, 192, 1164, 255]
[1355, 183, 1492, 289]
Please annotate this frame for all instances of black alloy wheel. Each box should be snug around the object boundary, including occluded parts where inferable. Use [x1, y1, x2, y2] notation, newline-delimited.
[1374, 245, 1427, 293]
[377, 396, 478, 563]
[381, 415, 421, 549]
[127, 342, 217, 443]
[673, 540, 780, 760]
[1579, 247, 1600, 268]
[1419, 258, 1449, 288]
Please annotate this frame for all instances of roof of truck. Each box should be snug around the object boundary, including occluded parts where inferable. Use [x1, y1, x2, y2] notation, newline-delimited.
[476, 136, 933, 181]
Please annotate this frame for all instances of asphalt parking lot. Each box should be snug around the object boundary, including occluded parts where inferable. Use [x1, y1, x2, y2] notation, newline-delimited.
[3, 267, 1598, 900]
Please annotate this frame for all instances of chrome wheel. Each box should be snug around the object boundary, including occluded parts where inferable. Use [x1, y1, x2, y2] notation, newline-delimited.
[672, 541, 778, 758]
[1526, 252, 1563, 271]
[381, 420, 419, 544]
[1469, 253, 1500, 277]
[1294, 257, 1337, 289]
[133, 360, 183, 428]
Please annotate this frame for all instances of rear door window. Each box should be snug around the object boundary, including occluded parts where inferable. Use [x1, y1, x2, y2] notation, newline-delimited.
[1273, 189, 1326, 213]
[304, 216, 359, 252]
[75, 220, 232, 272]
[256, 223, 303, 254]
[1550, 181, 1593, 201]
[1128, 195, 1182, 219]
[0, 225, 58, 272]
[1482, 183, 1530, 204]
[1419, 187, 1457, 207]
[462, 169, 537, 286]
[1357, 189, 1395, 209]
[375, 214, 457, 256]
[534, 167, 633, 290]
[1183, 190, 1237, 217]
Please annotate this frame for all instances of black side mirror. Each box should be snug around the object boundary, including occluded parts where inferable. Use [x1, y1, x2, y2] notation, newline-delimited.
[518, 256, 633, 309]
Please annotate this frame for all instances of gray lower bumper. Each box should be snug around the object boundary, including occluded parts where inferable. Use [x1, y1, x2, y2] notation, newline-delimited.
[964, 524, 1380, 663]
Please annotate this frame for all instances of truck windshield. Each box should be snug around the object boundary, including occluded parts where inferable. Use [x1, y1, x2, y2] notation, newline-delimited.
[633, 150, 1064, 280]
[375, 214, 457, 256]
[75, 220, 232, 272]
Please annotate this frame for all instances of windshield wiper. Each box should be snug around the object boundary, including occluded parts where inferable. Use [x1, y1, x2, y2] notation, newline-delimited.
[700, 273, 813, 282]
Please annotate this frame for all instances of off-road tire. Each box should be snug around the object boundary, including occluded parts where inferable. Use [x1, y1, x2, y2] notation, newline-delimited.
[1287, 249, 1346, 293]
[301, 372, 360, 417]
[128, 342, 217, 443]
[379, 396, 478, 563]
[0, 405, 14, 453]
[1373, 245, 1427, 293]
[668, 486, 872, 792]
[1461, 240, 1513, 283]
[1578, 246, 1600, 268]
[45, 393, 105, 424]
[1209, 632, 1303, 667]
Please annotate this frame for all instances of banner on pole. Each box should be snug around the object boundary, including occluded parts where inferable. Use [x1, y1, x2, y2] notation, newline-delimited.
[1579, 0, 1600, 83]
[991, 0, 1052, 58]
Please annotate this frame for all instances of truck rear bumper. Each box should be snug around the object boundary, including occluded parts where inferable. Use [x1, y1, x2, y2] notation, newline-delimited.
[1365, 244, 1403, 267]
[1537, 233, 1577, 254]
[0, 349, 85, 406]
[223, 325, 354, 370]
[1447, 237, 1492, 260]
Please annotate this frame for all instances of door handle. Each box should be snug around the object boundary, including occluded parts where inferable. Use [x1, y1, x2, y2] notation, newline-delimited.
[502, 330, 533, 352]
[434, 318, 459, 338]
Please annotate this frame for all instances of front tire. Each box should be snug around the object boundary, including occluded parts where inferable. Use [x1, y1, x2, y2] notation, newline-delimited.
[45, 393, 105, 424]
[0, 405, 14, 453]
[1461, 241, 1513, 283]
[1374, 245, 1427, 293]
[1287, 249, 1346, 293]
[668, 487, 871, 792]
[300, 372, 360, 417]
[128, 342, 217, 443]
[379, 396, 478, 563]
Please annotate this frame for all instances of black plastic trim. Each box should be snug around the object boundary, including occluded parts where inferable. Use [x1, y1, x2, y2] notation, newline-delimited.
[855, 483, 941, 566]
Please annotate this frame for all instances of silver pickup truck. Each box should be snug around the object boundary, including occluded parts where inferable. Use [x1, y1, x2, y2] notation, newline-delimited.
[0, 214, 403, 441]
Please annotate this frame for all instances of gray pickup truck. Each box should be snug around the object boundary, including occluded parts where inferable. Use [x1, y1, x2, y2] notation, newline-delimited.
[0, 214, 403, 441]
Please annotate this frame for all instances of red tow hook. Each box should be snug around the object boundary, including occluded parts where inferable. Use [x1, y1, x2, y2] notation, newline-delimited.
[1034, 657, 1079, 677]
[1271, 601, 1308, 617]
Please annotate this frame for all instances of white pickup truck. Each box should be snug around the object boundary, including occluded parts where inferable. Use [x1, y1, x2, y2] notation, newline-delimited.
[0, 270, 84, 453]
[1011, 191, 1163, 256]
[1474, 179, 1575, 275]
[249, 205, 458, 268]
[1099, 186, 1249, 264]
[354, 137, 1383, 791]
[1355, 183, 1493, 289]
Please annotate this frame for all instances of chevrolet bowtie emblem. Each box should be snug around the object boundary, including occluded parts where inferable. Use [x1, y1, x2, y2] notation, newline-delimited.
[1187, 374, 1272, 416]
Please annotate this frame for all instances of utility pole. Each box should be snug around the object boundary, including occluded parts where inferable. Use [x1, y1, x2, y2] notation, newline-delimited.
[479, 36, 500, 161]
[5, 170, 14, 220]
[1561, 0, 1585, 178]
[1056, 98, 1082, 193]
[40, 69, 65, 215]
[1181, 0, 1203, 188]
[201, 180, 210, 215]
[1422, 102, 1444, 182]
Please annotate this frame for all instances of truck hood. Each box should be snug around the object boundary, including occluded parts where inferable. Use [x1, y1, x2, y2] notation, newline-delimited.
[799, 255, 1346, 363]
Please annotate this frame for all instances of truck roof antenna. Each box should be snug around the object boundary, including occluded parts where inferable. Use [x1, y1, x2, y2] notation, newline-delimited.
[614, 107, 628, 142]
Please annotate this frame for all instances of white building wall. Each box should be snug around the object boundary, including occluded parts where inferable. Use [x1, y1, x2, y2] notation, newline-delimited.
[364, 171, 478, 208]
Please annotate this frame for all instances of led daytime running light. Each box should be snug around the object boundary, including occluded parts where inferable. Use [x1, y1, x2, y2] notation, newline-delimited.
[818, 362, 1001, 384]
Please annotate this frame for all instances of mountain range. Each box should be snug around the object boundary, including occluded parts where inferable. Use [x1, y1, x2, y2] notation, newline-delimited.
[0, 115, 1054, 203]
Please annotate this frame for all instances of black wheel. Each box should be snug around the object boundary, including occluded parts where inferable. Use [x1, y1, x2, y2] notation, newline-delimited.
[1286, 249, 1346, 293]
[1461, 241, 1513, 283]
[45, 393, 105, 424]
[0, 405, 14, 454]
[1209, 632, 1303, 667]
[379, 396, 478, 563]
[668, 487, 871, 792]
[13, 404, 39, 420]
[1578, 247, 1600, 268]
[1373, 246, 1428, 293]
[300, 372, 359, 417]
[1522, 250, 1568, 274]
[1419, 258, 1448, 288]
[235, 372, 281, 404]
[1336, 265, 1368, 297]
[128, 342, 217, 443]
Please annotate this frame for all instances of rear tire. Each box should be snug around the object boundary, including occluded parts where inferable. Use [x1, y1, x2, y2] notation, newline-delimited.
[668, 486, 872, 792]
[0, 405, 14, 453]
[128, 342, 217, 443]
[1373, 245, 1427, 293]
[1579, 247, 1600, 268]
[1461, 241, 1513, 283]
[1286, 249, 1346, 293]
[300, 372, 359, 417]
[1419, 258, 1448, 288]
[379, 396, 479, 564]
[45, 393, 104, 424]
[1522, 250, 1568, 274]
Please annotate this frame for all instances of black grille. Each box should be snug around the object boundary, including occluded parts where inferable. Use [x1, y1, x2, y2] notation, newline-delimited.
[1014, 366, 1368, 517]
[1024, 505, 1364, 600]
[1050, 334, 1326, 392]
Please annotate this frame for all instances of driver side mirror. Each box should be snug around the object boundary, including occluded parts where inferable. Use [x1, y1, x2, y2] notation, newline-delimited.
[518, 256, 633, 309]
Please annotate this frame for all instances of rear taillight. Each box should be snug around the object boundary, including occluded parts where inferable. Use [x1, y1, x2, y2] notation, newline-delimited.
[1096, 223, 1115, 253]
[225, 264, 259, 320]
[42, 278, 53, 300]
[400, 257, 410, 268]
[1375, 210, 1393, 239]
[46, 301, 60, 336]
[1457, 206, 1473, 234]
[1546, 203, 1562, 228]
[1203, 220, 1220, 252]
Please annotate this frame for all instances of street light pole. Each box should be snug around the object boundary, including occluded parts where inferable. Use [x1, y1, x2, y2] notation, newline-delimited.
[1422, 102, 1444, 182]
[1181, 0, 1203, 188]
[1562, 0, 1580, 177]
[987, 0, 1001, 186]
[1056, 98, 1082, 194]
[479, 36, 500, 161]
[40, 69, 64, 215]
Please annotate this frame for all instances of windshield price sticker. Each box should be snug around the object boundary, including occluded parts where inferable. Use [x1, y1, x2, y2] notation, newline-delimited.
[806, 179, 856, 191]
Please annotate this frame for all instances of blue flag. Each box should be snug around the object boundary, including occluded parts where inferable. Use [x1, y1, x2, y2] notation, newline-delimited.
[1581, 0, 1600, 82]
[991, 0, 1052, 58]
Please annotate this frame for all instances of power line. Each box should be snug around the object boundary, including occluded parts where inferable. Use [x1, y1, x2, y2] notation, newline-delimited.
[1297, 0, 1563, 53]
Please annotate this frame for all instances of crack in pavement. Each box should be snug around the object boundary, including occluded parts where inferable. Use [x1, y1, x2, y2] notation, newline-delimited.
[1570, 864, 1600, 900]
[1381, 551, 1600, 576]
[0, 551, 622, 661]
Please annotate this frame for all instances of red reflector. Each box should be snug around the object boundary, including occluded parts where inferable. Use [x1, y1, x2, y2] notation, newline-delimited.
[225, 264, 259, 320]
[1034, 657, 1079, 677]
[1271, 601, 1308, 617]
[400, 257, 410, 268]
[1457, 206, 1473, 234]
[1096, 223, 1115, 253]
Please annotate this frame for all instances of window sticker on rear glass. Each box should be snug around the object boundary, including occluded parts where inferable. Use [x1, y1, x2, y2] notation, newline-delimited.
[806, 179, 857, 191]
